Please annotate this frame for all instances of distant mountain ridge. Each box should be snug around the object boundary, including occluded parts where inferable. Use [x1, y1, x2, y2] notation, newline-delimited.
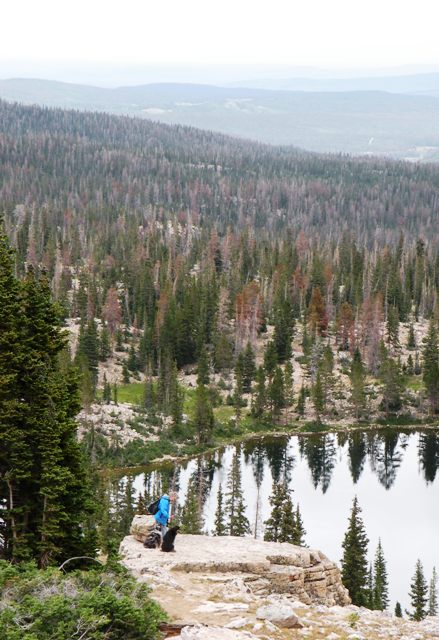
[2, 77, 439, 160]
[227, 71, 439, 97]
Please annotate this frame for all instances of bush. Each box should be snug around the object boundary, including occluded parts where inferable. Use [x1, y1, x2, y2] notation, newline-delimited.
[0, 560, 166, 640]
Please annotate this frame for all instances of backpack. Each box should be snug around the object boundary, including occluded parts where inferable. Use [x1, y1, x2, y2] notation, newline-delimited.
[146, 498, 160, 516]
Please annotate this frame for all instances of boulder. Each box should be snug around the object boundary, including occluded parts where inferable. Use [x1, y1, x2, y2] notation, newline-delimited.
[256, 602, 303, 628]
[130, 514, 156, 543]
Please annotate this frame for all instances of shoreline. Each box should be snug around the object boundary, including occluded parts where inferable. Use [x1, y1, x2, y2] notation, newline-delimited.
[101, 419, 439, 477]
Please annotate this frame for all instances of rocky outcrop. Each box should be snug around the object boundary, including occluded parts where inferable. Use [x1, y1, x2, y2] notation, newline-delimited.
[120, 528, 350, 607]
[120, 520, 439, 639]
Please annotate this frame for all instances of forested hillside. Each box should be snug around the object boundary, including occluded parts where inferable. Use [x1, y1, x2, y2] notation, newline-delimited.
[1, 99, 439, 465]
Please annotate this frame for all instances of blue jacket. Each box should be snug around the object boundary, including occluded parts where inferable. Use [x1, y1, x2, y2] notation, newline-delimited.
[154, 495, 170, 526]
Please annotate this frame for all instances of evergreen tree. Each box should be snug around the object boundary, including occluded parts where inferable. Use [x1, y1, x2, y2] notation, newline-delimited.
[122, 363, 130, 384]
[386, 305, 400, 350]
[429, 567, 438, 616]
[292, 504, 307, 546]
[407, 323, 416, 350]
[284, 361, 294, 407]
[341, 497, 369, 606]
[170, 361, 183, 433]
[312, 370, 325, 422]
[127, 342, 139, 372]
[0, 229, 95, 565]
[273, 297, 293, 361]
[233, 365, 244, 425]
[350, 348, 367, 419]
[279, 491, 297, 543]
[213, 484, 227, 536]
[180, 477, 204, 534]
[408, 559, 428, 621]
[194, 383, 214, 445]
[197, 345, 210, 385]
[242, 342, 256, 392]
[373, 539, 389, 610]
[296, 384, 306, 417]
[102, 373, 112, 403]
[269, 366, 285, 421]
[422, 320, 439, 414]
[379, 347, 404, 415]
[264, 484, 287, 542]
[252, 366, 266, 418]
[76, 318, 100, 390]
[225, 452, 250, 536]
[264, 340, 278, 382]
[100, 326, 112, 361]
[367, 564, 374, 609]
[395, 602, 403, 617]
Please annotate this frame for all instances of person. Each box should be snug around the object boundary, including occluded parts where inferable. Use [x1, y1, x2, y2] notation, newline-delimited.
[154, 492, 175, 539]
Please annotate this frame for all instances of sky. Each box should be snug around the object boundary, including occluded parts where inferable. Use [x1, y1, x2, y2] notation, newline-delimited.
[2, 0, 439, 84]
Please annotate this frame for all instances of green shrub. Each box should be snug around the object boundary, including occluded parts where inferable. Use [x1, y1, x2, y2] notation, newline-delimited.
[0, 561, 166, 640]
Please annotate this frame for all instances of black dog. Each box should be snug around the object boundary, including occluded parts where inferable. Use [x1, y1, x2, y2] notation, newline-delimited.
[161, 525, 180, 552]
[143, 528, 161, 549]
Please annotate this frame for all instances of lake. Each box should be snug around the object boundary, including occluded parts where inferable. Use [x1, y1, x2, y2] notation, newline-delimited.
[120, 428, 439, 610]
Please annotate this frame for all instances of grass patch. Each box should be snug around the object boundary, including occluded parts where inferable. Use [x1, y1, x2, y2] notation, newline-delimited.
[116, 382, 145, 404]
[406, 376, 424, 392]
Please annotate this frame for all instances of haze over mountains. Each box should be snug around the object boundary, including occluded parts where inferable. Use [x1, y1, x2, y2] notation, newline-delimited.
[2, 73, 439, 160]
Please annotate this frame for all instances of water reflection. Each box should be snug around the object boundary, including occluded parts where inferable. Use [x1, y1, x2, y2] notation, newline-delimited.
[117, 429, 439, 609]
[418, 432, 439, 483]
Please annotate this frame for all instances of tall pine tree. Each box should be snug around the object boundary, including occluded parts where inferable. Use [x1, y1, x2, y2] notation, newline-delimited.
[341, 497, 369, 606]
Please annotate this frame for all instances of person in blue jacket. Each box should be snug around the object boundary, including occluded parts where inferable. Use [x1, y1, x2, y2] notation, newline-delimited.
[154, 493, 175, 539]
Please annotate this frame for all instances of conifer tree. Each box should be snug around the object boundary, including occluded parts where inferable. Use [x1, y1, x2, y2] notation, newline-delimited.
[279, 491, 297, 543]
[429, 567, 438, 617]
[350, 348, 367, 419]
[100, 325, 112, 361]
[292, 504, 307, 546]
[264, 484, 286, 542]
[273, 297, 293, 361]
[242, 342, 256, 392]
[194, 383, 214, 445]
[407, 323, 416, 350]
[264, 340, 278, 382]
[197, 345, 210, 385]
[341, 497, 369, 606]
[408, 559, 428, 621]
[422, 320, 439, 414]
[225, 452, 250, 536]
[181, 477, 204, 534]
[296, 384, 306, 417]
[284, 361, 294, 415]
[312, 370, 325, 422]
[386, 305, 400, 350]
[0, 228, 95, 565]
[122, 362, 130, 384]
[373, 538, 389, 610]
[367, 564, 374, 609]
[252, 366, 266, 418]
[233, 363, 244, 425]
[170, 361, 183, 433]
[269, 366, 285, 421]
[103, 373, 112, 403]
[379, 346, 404, 415]
[395, 602, 403, 617]
[213, 484, 226, 536]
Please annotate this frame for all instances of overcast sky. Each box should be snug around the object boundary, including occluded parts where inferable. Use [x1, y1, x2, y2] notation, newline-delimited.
[2, 0, 439, 82]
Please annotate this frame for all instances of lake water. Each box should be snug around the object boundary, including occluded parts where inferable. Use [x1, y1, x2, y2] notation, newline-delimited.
[122, 429, 439, 610]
